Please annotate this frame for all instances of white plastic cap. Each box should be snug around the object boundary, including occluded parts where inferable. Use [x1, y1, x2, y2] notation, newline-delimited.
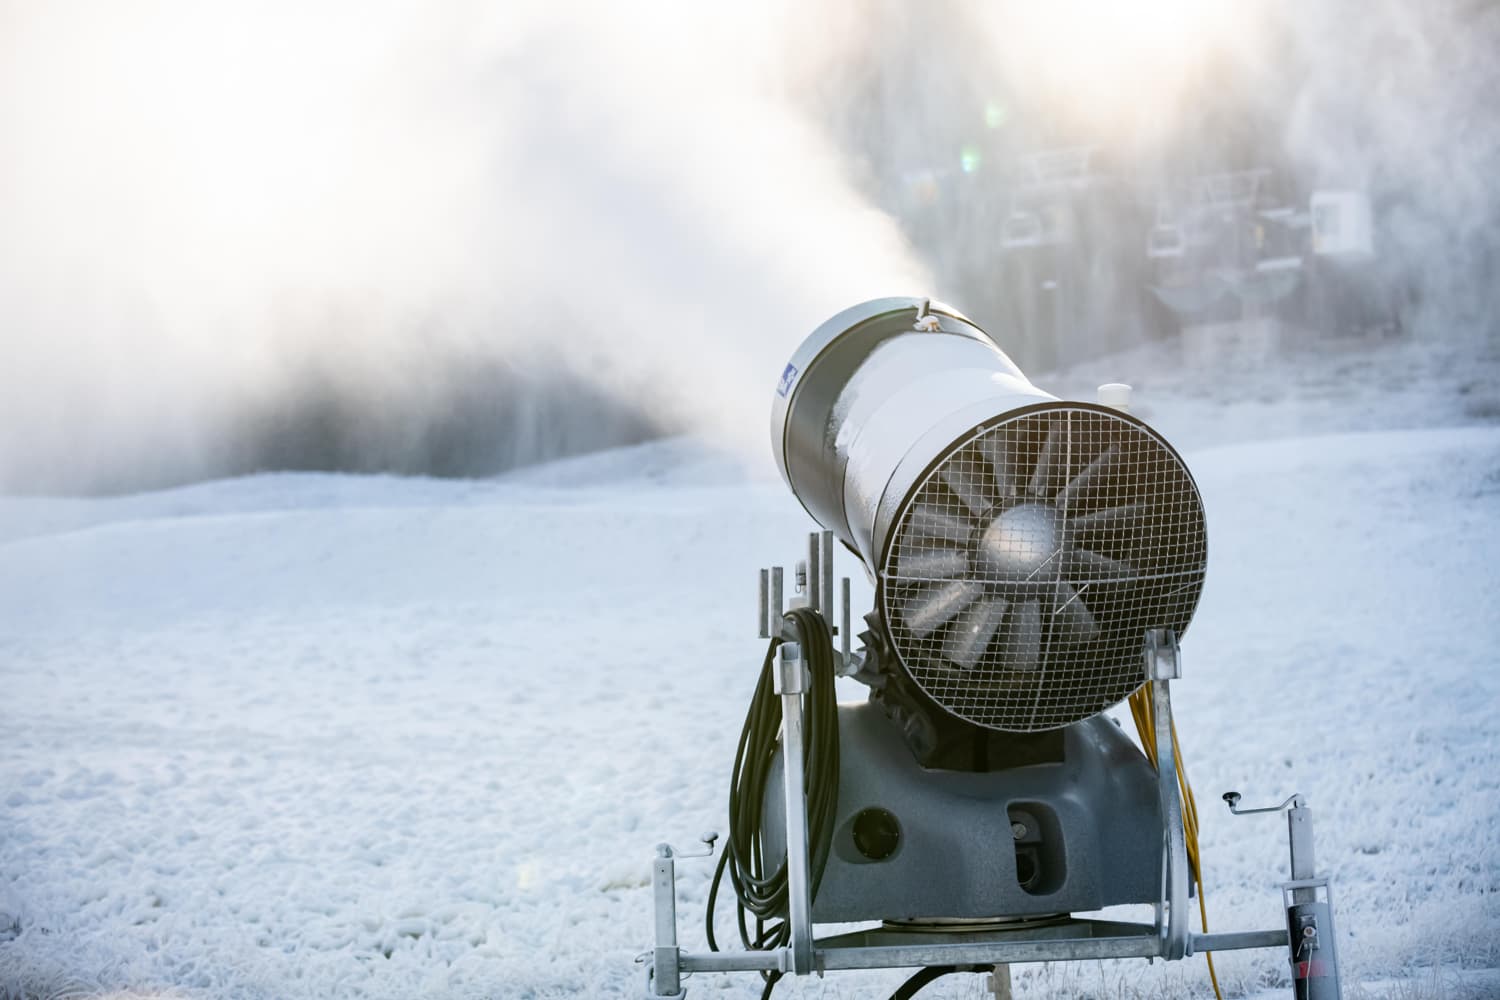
[1097, 383, 1132, 412]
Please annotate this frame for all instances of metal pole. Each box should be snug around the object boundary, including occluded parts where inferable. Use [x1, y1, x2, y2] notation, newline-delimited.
[839, 576, 851, 667]
[776, 642, 815, 974]
[1144, 629, 1188, 961]
[986, 963, 1013, 1000]
[819, 530, 834, 620]
[806, 533, 821, 613]
[1287, 804, 1316, 903]
[758, 569, 770, 639]
[650, 846, 686, 998]
[1151, 677, 1189, 961]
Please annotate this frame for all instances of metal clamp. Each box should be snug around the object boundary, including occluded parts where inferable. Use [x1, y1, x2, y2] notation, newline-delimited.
[775, 643, 807, 696]
[913, 298, 943, 331]
[1143, 628, 1182, 681]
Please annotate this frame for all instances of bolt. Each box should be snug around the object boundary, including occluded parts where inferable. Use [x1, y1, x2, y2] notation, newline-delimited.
[1011, 822, 1027, 840]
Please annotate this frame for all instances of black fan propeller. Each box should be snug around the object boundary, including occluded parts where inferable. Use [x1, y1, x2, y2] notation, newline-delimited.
[883, 407, 1205, 732]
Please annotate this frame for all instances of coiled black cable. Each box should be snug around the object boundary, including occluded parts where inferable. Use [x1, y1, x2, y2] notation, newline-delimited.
[706, 607, 841, 966]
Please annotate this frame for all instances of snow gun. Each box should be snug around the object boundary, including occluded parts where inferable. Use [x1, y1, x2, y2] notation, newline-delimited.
[643, 298, 1342, 1000]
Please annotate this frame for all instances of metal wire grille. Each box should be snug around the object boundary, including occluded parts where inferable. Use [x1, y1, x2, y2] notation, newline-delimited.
[879, 406, 1207, 733]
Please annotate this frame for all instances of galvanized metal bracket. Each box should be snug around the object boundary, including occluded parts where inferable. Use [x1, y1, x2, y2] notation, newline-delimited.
[758, 530, 853, 670]
[648, 845, 687, 999]
[1143, 628, 1182, 681]
[1138, 629, 1190, 960]
[774, 642, 807, 696]
[776, 641, 816, 974]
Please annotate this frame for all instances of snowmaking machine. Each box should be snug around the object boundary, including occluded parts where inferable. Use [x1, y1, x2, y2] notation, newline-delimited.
[642, 298, 1342, 999]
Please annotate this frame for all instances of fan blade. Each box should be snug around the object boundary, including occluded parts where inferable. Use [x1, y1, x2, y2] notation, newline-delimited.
[977, 434, 1022, 498]
[940, 454, 996, 517]
[999, 598, 1043, 671]
[1068, 501, 1147, 535]
[1028, 420, 1068, 498]
[1067, 547, 1136, 582]
[1055, 444, 1119, 511]
[902, 503, 974, 546]
[903, 579, 983, 638]
[942, 596, 1008, 670]
[1052, 583, 1099, 643]
[896, 544, 969, 580]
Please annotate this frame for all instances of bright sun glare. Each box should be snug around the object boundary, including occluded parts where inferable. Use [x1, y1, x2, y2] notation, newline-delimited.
[980, 0, 1254, 138]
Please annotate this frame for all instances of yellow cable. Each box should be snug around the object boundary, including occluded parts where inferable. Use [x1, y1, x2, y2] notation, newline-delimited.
[1130, 685, 1223, 1000]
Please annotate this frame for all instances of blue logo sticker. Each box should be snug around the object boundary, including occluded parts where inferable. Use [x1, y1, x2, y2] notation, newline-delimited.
[777, 363, 798, 398]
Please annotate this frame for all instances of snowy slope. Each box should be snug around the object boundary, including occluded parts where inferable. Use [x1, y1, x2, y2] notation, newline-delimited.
[2, 335, 1498, 1000]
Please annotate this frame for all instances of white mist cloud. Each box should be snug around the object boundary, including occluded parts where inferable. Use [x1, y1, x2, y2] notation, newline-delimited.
[6, 0, 1495, 494]
[1271, 0, 1500, 339]
[0, 1, 929, 493]
[802, 0, 1500, 363]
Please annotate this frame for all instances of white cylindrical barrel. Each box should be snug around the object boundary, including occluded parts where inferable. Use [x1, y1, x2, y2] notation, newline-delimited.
[770, 299, 1207, 732]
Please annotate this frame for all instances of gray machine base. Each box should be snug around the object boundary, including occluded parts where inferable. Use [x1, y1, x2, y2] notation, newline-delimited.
[763, 703, 1163, 922]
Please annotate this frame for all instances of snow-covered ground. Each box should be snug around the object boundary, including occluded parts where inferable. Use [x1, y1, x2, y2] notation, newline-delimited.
[2, 329, 1498, 999]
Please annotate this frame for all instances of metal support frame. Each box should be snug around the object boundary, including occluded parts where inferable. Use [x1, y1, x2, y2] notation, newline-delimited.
[649, 600, 1324, 996]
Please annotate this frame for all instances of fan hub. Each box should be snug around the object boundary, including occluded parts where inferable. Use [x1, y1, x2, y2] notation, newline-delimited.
[974, 502, 1062, 581]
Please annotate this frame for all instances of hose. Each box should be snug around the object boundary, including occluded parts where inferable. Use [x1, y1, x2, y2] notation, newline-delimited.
[706, 606, 841, 969]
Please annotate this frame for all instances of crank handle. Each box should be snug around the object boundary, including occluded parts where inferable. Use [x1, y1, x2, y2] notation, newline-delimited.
[1222, 791, 1304, 816]
[660, 831, 719, 860]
